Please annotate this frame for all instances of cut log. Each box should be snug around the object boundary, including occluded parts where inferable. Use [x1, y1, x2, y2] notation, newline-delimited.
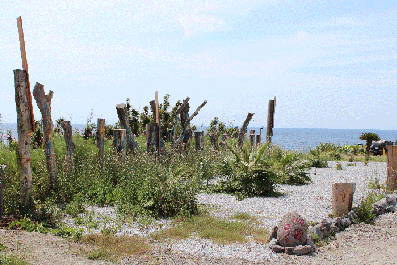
[266, 97, 276, 144]
[14, 69, 34, 207]
[194, 131, 204, 151]
[146, 123, 159, 153]
[387, 145, 397, 191]
[332, 183, 356, 217]
[33, 82, 58, 190]
[61, 121, 75, 172]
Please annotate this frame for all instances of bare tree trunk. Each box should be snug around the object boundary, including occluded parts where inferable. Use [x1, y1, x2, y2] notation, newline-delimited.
[116, 103, 138, 153]
[33, 83, 58, 190]
[210, 133, 218, 150]
[146, 123, 159, 153]
[194, 131, 204, 151]
[14, 70, 34, 208]
[61, 121, 75, 172]
[266, 97, 276, 144]
[96, 119, 105, 164]
[387, 145, 397, 191]
[238, 113, 254, 148]
[0, 165, 5, 218]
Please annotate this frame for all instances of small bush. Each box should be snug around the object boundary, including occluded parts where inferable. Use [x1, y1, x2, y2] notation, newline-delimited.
[353, 191, 386, 224]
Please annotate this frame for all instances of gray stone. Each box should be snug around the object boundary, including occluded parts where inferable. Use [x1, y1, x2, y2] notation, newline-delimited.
[332, 217, 342, 228]
[309, 224, 324, 239]
[271, 245, 285, 253]
[269, 225, 278, 240]
[347, 210, 358, 220]
[306, 238, 316, 251]
[268, 238, 278, 249]
[374, 198, 388, 208]
[330, 223, 340, 233]
[385, 205, 396, 213]
[386, 194, 397, 206]
[277, 212, 308, 247]
[292, 245, 314, 256]
[341, 218, 351, 228]
[285, 247, 294, 255]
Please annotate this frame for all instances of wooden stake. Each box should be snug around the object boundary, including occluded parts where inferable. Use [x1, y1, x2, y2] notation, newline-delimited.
[113, 129, 126, 162]
[0, 165, 5, 218]
[16, 16, 35, 133]
[266, 98, 276, 144]
[61, 121, 75, 172]
[155, 91, 160, 155]
[332, 183, 356, 217]
[116, 103, 138, 152]
[14, 70, 34, 208]
[33, 83, 58, 190]
[238, 113, 254, 148]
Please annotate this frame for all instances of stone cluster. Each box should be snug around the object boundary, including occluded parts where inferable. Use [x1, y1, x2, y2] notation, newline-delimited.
[372, 193, 397, 216]
[308, 210, 357, 239]
[268, 212, 315, 256]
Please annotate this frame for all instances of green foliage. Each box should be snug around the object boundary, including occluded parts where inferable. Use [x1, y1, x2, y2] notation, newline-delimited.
[8, 218, 50, 234]
[31, 120, 44, 148]
[353, 190, 386, 224]
[308, 148, 328, 168]
[336, 163, 343, 170]
[360, 132, 380, 153]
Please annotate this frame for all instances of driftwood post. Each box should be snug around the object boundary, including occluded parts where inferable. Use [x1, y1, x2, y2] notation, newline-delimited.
[0, 165, 5, 218]
[220, 133, 228, 148]
[249, 134, 255, 147]
[116, 103, 138, 153]
[256, 134, 261, 145]
[113, 129, 126, 161]
[209, 133, 218, 150]
[155, 91, 161, 156]
[61, 121, 75, 172]
[96, 119, 105, 163]
[238, 113, 254, 148]
[266, 97, 276, 144]
[332, 183, 356, 217]
[194, 131, 203, 151]
[14, 70, 35, 207]
[146, 123, 159, 153]
[387, 145, 397, 191]
[33, 83, 58, 190]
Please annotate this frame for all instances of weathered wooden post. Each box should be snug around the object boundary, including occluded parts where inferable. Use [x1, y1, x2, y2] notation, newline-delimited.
[113, 129, 126, 161]
[256, 134, 261, 145]
[332, 183, 356, 217]
[15, 70, 35, 207]
[249, 134, 255, 147]
[266, 97, 276, 144]
[33, 83, 58, 190]
[146, 123, 159, 153]
[238, 113, 254, 148]
[220, 133, 228, 148]
[194, 131, 203, 151]
[0, 165, 5, 218]
[249, 129, 255, 135]
[116, 103, 138, 153]
[61, 121, 75, 172]
[209, 133, 218, 150]
[96, 119, 105, 163]
[387, 145, 397, 191]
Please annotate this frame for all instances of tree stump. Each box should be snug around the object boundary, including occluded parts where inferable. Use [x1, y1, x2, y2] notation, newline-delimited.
[61, 121, 75, 172]
[266, 98, 276, 144]
[332, 183, 356, 217]
[113, 129, 126, 161]
[256, 134, 261, 145]
[33, 82, 58, 190]
[96, 119, 106, 164]
[146, 123, 159, 154]
[116, 103, 138, 153]
[220, 133, 228, 148]
[14, 70, 34, 207]
[249, 134, 255, 147]
[387, 145, 397, 191]
[209, 133, 218, 150]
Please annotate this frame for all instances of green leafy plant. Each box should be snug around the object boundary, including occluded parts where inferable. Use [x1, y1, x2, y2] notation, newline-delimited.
[353, 191, 386, 224]
[359, 132, 380, 154]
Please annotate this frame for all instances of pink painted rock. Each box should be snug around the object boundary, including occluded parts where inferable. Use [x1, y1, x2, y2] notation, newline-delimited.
[277, 212, 308, 247]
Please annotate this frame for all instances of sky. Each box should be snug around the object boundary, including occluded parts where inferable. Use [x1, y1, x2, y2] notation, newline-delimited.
[1, 0, 396, 129]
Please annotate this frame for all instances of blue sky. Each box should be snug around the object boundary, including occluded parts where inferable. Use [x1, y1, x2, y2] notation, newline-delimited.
[1, 0, 396, 129]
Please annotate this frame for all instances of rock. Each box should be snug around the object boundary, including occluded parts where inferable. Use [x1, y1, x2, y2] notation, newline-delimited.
[306, 238, 316, 251]
[277, 212, 308, 247]
[269, 226, 278, 241]
[271, 245, 285, 253]
[332, 217, 342, 228]
[268, 238, 278, 249]
[341, 218, 351, 228]
[330, 223, 340, 233]
[385, 205, 396, 213]
[386, 194, 397, 206]
[285, 247, 294, 255]
[292, 245, 314, 256]
[320, 218, 332, 232]
[374, 198, 388, 208]
[347, 210, 358, 220]
[309, 224, 324, 239]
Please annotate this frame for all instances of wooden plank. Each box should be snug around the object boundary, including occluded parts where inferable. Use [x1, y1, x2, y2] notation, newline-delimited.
[17, 16, 35, 133]
[387, 145, 397, 191]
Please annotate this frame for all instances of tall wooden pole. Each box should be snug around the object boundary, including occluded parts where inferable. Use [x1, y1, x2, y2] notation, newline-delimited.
[0, 165, 5, 218]
[14, 70, 34, 208]
[266, 97, 276, 144]
[116, 103, 138, 152]
[33, 83, 58, 190]
[155, 91, 160, 155]
[238, 113, 254, 148]
[17, 16, 35, 133]
[113, 129, 126, 162]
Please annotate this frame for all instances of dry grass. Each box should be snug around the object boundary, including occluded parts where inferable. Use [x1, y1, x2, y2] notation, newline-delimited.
[151, 212, 269, 245]
[81, 234, 152, 262]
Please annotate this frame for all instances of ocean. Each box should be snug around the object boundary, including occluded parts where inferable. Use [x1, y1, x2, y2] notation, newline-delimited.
[1, 123, 397, 152]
